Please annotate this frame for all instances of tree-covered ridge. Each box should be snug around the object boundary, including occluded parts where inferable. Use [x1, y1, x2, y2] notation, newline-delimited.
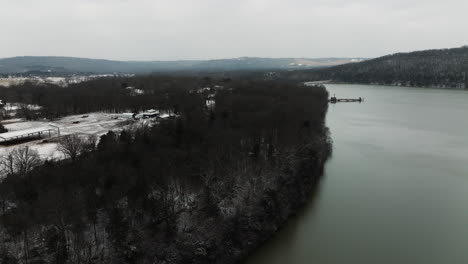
[285, 46, 468, 88]
[0, 56, 359, 74]
[0, 77, 332, 264]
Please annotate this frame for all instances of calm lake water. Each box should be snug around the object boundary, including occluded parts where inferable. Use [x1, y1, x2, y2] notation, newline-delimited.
[246, 84, 468, 264]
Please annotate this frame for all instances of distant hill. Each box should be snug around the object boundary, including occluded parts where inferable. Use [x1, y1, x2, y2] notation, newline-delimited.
[0, 56, 363, 74]
[0, 57, 197, 74]
[284, 46, 468, 88]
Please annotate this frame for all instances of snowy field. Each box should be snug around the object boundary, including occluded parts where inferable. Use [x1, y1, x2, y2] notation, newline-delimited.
[0, 112, 137, 160]
[0, 80, 10, 87]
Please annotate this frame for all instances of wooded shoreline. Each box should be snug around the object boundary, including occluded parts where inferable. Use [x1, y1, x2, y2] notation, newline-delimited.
[0, 77, 332, 263]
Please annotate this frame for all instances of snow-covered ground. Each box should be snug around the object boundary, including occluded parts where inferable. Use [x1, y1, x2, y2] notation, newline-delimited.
[0, 112, 136, 161]
[3, 103, 42, 112]
[0, 78, 29, 87]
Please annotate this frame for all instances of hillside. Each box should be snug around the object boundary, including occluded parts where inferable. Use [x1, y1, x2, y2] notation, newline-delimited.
[0, 57, 198, 74]
[0, 56, 362, 74]
[284, 46, 468, 88]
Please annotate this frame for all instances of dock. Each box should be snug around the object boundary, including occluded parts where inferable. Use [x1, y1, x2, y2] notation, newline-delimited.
[329, 96, 363, 104]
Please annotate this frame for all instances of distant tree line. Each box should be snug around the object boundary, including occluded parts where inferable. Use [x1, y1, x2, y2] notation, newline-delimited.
[0, 76, 221, 119]
[0, 77, 332, 264]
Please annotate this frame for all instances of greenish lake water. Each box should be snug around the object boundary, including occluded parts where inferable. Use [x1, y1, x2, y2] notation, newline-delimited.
[246, 84, 468, 264]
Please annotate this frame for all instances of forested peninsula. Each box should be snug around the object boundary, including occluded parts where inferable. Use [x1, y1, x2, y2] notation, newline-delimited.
[0, 76, 332, 263]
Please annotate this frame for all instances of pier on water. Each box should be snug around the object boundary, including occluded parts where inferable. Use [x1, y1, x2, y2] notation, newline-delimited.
[329, 95, 363, 104]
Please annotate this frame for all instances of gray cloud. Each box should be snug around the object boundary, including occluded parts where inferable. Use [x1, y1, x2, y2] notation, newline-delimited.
[1, 0, 467, 60]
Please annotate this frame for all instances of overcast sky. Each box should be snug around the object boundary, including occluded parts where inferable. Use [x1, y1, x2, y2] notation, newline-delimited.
[1, 0, 467, 60]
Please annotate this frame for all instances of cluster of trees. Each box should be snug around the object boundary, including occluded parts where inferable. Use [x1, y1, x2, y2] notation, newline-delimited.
[0, 135, 96, 178]
[284, 46, 468, 88]
[0, 76, 332, 264]
[0, 146, 41, 179]
[0, 76, 218, 119]
[0, 123, 6, 133]
[0, 105, 7, 132]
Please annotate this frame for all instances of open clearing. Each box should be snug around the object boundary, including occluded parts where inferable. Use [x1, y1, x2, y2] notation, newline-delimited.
[0, 112, 137, 160]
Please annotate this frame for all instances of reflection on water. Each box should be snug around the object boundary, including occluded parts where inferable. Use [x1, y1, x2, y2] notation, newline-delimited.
[246, 84, 468, 264]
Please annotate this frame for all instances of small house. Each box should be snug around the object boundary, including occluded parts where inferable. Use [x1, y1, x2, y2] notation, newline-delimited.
[140, 109, 160, 118]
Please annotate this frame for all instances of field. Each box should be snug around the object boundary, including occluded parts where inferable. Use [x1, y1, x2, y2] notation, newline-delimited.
[0, 80, 12, 87]
[0, 112, 138, 160]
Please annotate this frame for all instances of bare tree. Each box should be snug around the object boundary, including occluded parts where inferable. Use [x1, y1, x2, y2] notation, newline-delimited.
[0, 146, 41, 178]
[58, 134, 96, 160]
[13, 146, 41, 178]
